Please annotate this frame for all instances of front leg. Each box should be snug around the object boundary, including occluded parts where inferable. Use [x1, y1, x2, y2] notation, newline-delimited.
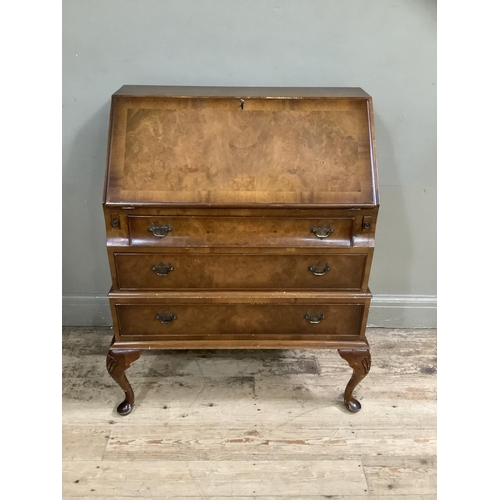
[106, 344, 142, 416]
[338, 347, 371, 413]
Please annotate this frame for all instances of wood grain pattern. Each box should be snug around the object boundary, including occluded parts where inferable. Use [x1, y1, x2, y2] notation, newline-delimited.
[106, 95, 376, 206]
[62, 327, 436, 498]
[107, 290, 371, 349]
[103, 427, 436, 462]
[127, 215, 356, 247]
[62, 426, 111, 461]
[363, 457, 437, 496]
[114, 252, 368, 290]
[114, 303, 365, 340]
[102, 86, 380, 416]
[63, 459, 368, 497]
[103, 207, 377, 253]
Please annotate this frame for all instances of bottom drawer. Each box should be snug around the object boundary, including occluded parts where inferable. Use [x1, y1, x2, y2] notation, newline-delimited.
[114, 302, 365, 341]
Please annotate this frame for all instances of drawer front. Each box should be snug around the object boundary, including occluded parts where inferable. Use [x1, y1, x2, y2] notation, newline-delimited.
[128, 216, 354, 247]
[115, 303, 364, 340]
[114, 253, 367, 290]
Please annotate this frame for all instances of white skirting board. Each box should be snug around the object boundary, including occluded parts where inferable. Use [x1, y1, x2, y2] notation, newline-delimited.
[62, 294, 437, 328]
[366, 294, 436, 328]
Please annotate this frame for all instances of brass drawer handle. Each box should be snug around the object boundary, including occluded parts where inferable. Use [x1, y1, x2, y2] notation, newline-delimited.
[304, 312, 325, 324]
[149, 223, 172, 238]
[155, 312, 177, 324]
[308, 263, 330, 276]
[310, 226, 333, 239]
[151, 262, 174, 277]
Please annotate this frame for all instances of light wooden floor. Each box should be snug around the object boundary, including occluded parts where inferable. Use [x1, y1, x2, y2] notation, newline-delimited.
[62, 327, 437, 499]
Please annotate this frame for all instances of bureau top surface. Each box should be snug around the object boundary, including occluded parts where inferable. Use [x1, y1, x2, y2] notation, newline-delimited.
[113, 86, 372, 99]
[104, 86, 379, 207]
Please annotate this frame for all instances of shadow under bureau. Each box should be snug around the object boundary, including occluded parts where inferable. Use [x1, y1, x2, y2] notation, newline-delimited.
[103, 86, 379, 415]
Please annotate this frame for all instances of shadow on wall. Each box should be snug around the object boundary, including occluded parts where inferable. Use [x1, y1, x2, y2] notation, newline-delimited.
[369, 115, 413, 297]
[62, 101, 112, 319]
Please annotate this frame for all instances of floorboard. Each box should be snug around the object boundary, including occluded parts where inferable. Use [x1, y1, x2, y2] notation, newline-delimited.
[62, 327, 437, 498]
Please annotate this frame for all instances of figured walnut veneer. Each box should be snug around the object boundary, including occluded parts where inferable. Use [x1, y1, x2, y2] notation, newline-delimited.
[115, 303, 365, 340]
[114, 252, 369, 291]
[127, 215, 356, 247]
[106, 97, 376, 206]
[103, 86, 379, 415]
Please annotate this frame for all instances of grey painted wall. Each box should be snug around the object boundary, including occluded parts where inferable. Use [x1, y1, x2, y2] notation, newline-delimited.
[62, 0, 436, 327]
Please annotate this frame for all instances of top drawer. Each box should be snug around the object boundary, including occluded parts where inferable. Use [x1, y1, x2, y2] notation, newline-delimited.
[128, 216, 354, 247]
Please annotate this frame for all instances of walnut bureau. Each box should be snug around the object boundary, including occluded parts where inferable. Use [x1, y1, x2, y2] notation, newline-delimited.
[103, 86, 379, 416]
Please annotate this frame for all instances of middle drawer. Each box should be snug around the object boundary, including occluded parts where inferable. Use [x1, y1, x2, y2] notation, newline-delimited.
[114, 252, 368, 290]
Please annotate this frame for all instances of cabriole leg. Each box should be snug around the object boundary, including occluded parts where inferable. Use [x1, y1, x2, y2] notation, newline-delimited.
[338, 347, 371, 413]
[106, 345, 142, 416]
